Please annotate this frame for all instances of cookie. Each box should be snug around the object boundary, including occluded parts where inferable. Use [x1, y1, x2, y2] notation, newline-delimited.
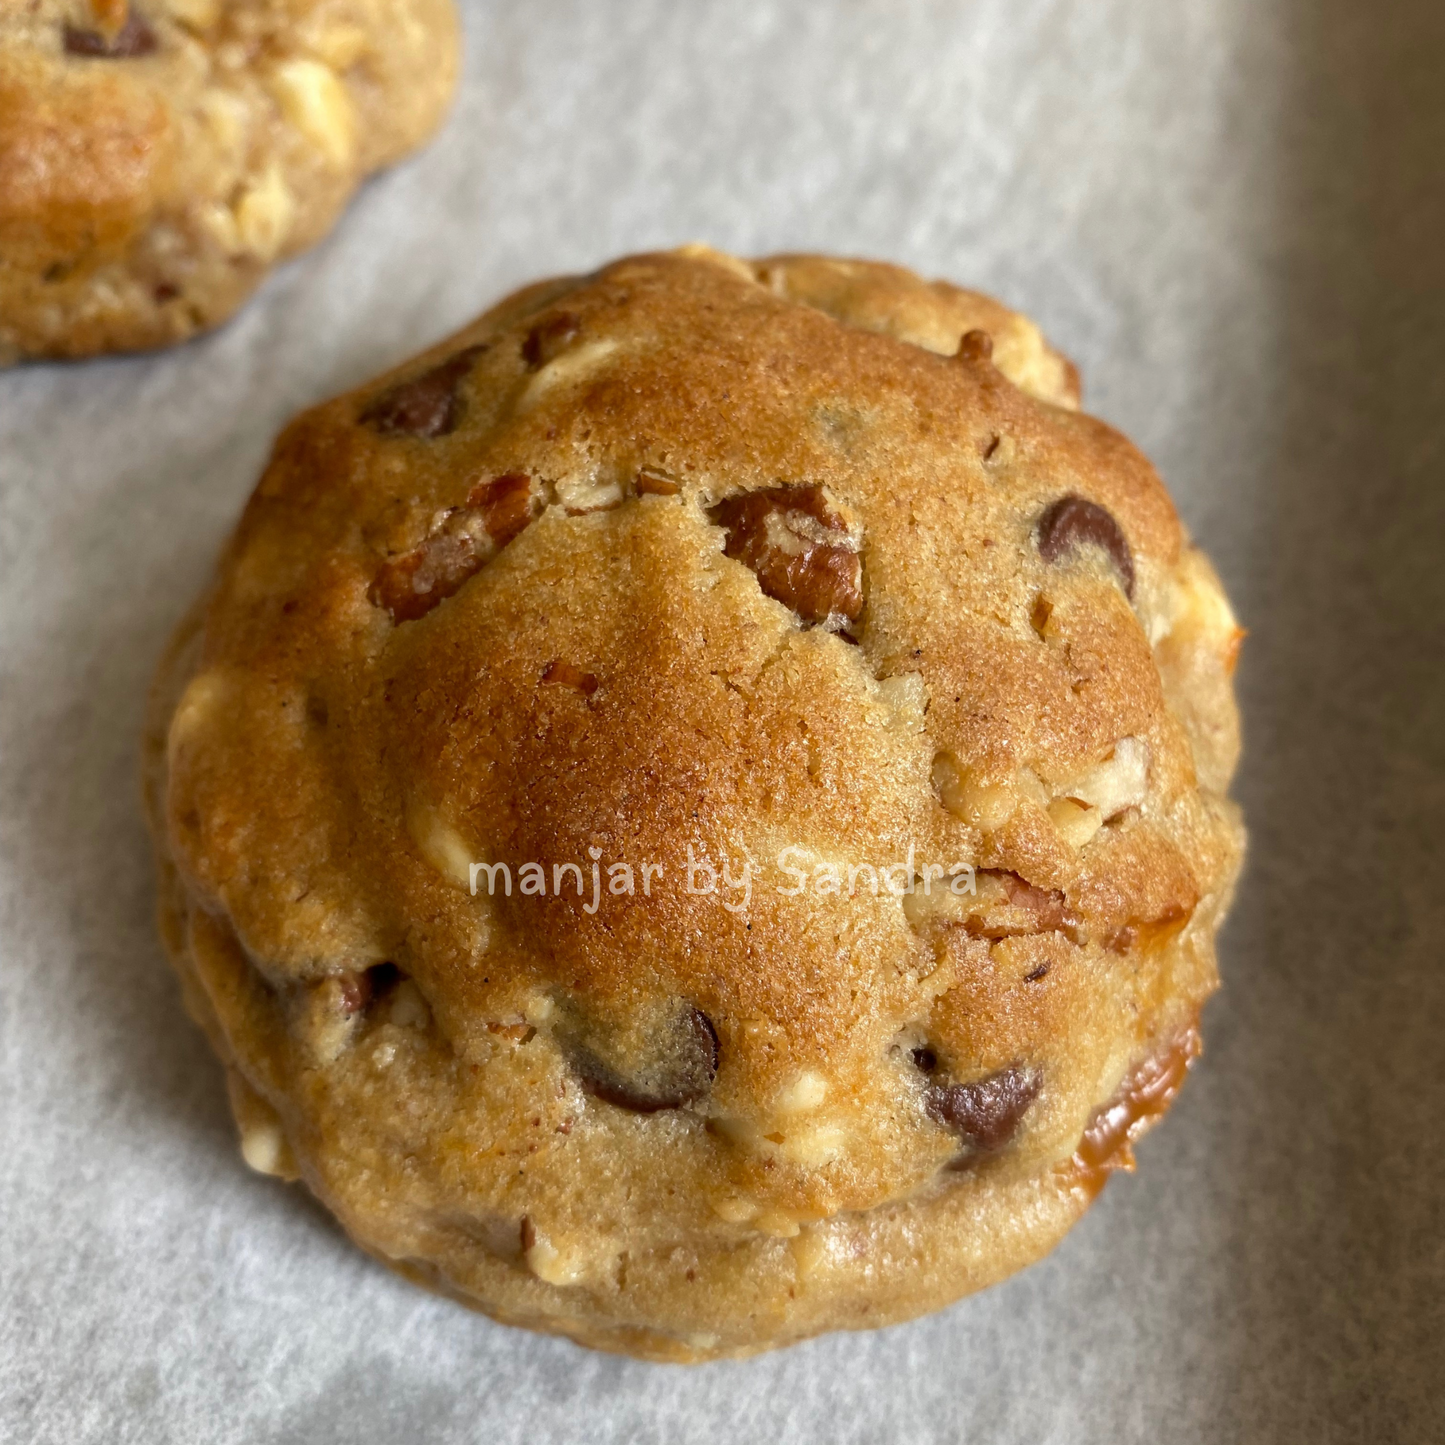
[0, 0, 457, 363]
[145, 247, 1245, 1361]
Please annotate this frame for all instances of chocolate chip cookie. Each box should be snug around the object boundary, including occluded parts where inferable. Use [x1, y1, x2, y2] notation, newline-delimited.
[145, 247, 1245, 1360]
[0, 0, 457, 363]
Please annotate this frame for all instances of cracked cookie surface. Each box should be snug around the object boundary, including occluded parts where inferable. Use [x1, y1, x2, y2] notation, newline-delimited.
[0, 0, 457, 363]
[145, 247, 1245, 1361]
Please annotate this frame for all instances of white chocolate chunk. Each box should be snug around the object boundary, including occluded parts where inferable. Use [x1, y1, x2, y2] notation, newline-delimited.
[406, 803, 476, 890]
[1059, 737, 1150, 820]
[933, 752, 1016, 831]
[233, 165, 295, 261]
[271, 59, 356, 167]
[519, 338, 620, 409]
[240, 1119, 288, 1176]
[774, 1070, 829, 1115]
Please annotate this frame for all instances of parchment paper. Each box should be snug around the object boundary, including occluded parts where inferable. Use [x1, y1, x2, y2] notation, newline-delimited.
[3, 1, 1442, 1440]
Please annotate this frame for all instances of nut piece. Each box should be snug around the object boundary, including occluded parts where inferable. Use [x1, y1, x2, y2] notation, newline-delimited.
[635, 468, 682, 496]
[926, 1064, 1040, 1159]
[64, 12, 157, 56]
[954, 328, 993, 364]
[708, 484, 863, 631]
[1036, 495, 1135, 598]
[361, 346, 487, 438]
[371, 474, 536, 623]
[905, 869, 1079, 940]
[567, 1005, 720, 1114]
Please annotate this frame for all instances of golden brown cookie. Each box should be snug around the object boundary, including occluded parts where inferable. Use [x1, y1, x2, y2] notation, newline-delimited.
[0, 0, 457, 363]
[145, 247, 1245, 1361]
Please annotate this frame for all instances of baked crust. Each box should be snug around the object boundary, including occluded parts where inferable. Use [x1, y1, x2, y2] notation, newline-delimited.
[145, 248, 1245, 1360]
[0, 0, 457, 362]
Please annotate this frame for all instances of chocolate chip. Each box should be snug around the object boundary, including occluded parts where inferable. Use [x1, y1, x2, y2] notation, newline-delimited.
[708, 484, 863, 631]
[522, 312, 581, 370]
[360, 345, 487, 439]
[927, 1064, 1040, 1157]
[911, 1046, 939, 1074]
[541, 661, 598, 695]
[955, 329, 993, 364]
[1036, 494, 1135, 598]
[64, 13, 157, 56]
[370, 474, 536, 623]
[570, 1006, 719, 1114]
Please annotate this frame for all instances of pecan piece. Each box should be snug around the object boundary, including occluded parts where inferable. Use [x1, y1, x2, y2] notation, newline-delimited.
[926, 1063, 1040, 1159]
[955, 328, 994, 364]
[64, 11, 157, 55]
[634, 468, 682, 496]
[708, 484, 863, 630]
[1036, 494, 1135, 598]
[371, 473, 535, 623]
[360, 345, 487, 439]
[963, 870, 1079, 940]
[568, 1005, 720, 1114]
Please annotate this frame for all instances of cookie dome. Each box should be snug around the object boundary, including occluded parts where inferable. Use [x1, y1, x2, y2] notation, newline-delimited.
[146, 247, 1244, 1360]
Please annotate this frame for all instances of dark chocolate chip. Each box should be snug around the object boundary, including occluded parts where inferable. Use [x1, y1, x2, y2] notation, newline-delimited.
[927, 1064, 1040, 1157]
[360, 345, 487, 438]
[911, 1046, 939, 1074]
[708, 484, 863, 630]
[572, 1006, 719, 1114]
[64, 13, 157, 56]
[522, 312, 581, 369]
[1036, 494, 1135, 598]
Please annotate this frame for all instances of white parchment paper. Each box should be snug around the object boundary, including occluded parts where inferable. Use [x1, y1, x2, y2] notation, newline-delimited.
[3, 1, 1442, 1440]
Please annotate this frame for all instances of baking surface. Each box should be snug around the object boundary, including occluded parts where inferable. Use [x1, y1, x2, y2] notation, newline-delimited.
[1, 0, 1441, 1440]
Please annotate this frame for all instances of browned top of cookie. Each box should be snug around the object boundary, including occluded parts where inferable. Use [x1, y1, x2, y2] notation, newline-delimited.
[159, 249, 1242, 1226]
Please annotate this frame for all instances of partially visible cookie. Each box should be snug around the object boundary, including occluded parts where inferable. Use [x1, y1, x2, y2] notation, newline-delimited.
[0, 0, 458, 363]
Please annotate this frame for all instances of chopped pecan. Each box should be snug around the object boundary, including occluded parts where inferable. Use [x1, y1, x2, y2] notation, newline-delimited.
[371, 473, 536, 623]
[708, 484, 863, 630]
[955, 329, 994, 364]
[963, 871, 1079, 940]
